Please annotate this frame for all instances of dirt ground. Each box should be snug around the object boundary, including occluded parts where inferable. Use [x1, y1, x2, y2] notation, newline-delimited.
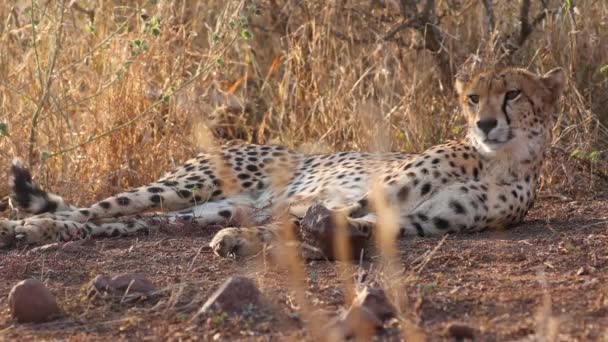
[1, 197, 607, 341]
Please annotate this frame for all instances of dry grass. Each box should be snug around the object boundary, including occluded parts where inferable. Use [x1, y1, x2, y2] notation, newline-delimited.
[0, 0, 606, 204]
[1, 3, 607, 338]
[0, 3, 608, 339]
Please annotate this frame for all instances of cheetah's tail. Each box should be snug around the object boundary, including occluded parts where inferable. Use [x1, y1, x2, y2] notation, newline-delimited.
[9, 159, 74, 214]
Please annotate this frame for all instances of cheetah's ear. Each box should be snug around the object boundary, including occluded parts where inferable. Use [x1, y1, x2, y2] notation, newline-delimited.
[454, 79, 465, 96]
[541, 67, 566, 103]
[454, 68, 471, 96]
[454, 77, 467, 96]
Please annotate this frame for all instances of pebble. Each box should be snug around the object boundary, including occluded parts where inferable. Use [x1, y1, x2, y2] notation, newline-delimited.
[446, 323, 476, 340]
[8, 278, 61, 323]
[326, 287, 396, 339]
[88, 273, 155, 300]
[199, 276, 264, 314]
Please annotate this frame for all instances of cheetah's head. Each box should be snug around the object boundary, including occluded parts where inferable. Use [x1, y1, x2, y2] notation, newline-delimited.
[455, 67, 566, 157]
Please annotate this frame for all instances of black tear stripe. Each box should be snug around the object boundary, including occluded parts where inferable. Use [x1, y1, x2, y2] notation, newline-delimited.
[502, 96, 511, 125]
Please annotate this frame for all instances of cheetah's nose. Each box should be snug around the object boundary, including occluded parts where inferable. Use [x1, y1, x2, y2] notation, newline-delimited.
[476, 119, 498, 135]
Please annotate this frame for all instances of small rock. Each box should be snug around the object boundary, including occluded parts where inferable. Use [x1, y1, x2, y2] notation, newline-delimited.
[326, 287, 396, 339]
[446, 323, 476, 340]
[576, 266, 590, 276]
[110, 274, 156, 294]
[300, 204, 368, 260]
[8, 278, 61, 323]
[350, 287, 396, 322]
[89, 275, 112, 293]
[199, 276, 263, 314]
[88, 273, 155, 300]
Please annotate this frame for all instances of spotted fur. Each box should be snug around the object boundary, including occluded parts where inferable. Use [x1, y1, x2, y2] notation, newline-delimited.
[0, 67, 566, 258]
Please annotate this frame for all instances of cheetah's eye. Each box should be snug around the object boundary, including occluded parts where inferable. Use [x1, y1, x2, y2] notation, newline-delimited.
[467, 94, 479, 105]
[505, 90, 521, 101]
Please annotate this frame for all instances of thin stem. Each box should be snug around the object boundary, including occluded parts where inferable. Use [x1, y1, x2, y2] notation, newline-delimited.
[27, 0, 65, 164]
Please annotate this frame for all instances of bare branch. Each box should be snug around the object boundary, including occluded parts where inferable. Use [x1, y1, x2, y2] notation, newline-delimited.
[421, 0, 435, 20]
[399, 0, 418, 20]
[414, 0, 453, 91]
[518, 0, 532, 46]
[27, 0, 66, 164]
[330, 28, 377, 44]
[531, 9, 549, 28]
[480, 0, 495, 37]
[334, 0, 453, 91]
[10, 6, 20, 28]
[69, 1, 95, 23]
[499, 0, 553, 62]
[382, 18, 416, 41]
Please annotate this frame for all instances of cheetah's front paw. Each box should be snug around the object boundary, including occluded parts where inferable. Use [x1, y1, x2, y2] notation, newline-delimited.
[209, 227, 270, 258]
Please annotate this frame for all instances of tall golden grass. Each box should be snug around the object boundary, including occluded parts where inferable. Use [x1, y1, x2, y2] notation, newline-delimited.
[2, 2, 607, 339]
[0, 0, 606, 204]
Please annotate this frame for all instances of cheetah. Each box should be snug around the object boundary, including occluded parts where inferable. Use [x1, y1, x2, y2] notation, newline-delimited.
[0, 67, 566, 258]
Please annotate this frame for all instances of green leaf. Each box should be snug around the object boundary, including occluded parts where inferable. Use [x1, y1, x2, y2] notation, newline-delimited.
[162, 94, 170, 103]
[417, 282, 437, 292]
[229, 20, 237, 29]
[216, 58, 225, 68]
[451, 125, 463, 135]
[247, 4, 260, 16]
[589, 150, 601, 162]
[85, 21, 95, 34]
[150, 0, 158, 4]
[0, 122, 8, 136]
[149, 16, 161, 37]
[40, 151, 49, 161]
[132, 38, 148, 52]
[600, 65, 608, 74]
[212, 33, 220, 44]
[241, 29, 253, 40]
[564, 0, 572, 11]
[239, 15, 248, 27]
[569, 149, 583, 159]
